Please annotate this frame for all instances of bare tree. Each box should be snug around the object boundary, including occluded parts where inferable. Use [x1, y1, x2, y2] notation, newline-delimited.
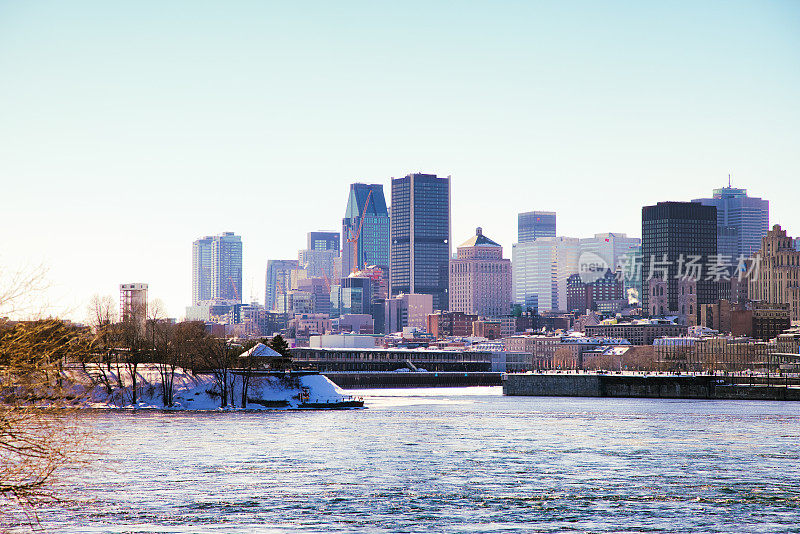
[197, 336, 237, 408]
[81, 295, 123, 400]
[0, 264, 49, 319]
[116, 300, 148, 405]
[238, 340, 262, 409]
[146, 300, 174, 406]
[0, 319, 94, 524]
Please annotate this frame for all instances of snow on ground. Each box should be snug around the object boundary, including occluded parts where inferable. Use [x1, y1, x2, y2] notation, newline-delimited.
[67, 364, 353, 410]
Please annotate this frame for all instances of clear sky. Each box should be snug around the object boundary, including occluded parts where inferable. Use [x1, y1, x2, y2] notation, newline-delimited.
[1, 1, 798, 321]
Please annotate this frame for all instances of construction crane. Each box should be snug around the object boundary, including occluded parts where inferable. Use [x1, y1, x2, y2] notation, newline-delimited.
[229, 276, 240, 302]
[346, 188, 372, 274]
[321, 269, 332, 293]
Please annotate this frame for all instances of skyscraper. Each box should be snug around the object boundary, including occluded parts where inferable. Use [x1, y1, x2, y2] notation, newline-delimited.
[449, 227, 511, 318]
[192, 236, 214, 304]
[211, 232, 242, 303]
[342, 184, 390, 276]
[749, 224, 800, 323]
[641, 202, 717, 317]
[578, 233, 641, 274]
[307, 231, 340, 252]
[512, 236, 580, 312]
[390, 173, 451, 311]
[692, 181, 769, 259]
[192, 232, 242, 304]
[265, 259, 299, 311]
[518, 211, 556, 243]
[299, 231, 340, 280]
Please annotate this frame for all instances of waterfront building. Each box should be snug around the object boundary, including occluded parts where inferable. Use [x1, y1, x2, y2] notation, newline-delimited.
[502, 335, 562, 369]
[449, 227, 512, 318]
[265, 259, 299, 312]
[120, 283, 147, 327]
[290, 346, 492, 372]
[654, 332, 800, 373]
[390, 173, 451, 311]
[749, 224, 800, 323]
[309, 334, 377, 349]
[427, 311, 477, 338]
[554, 336, 633, 370]
[342, 183, 389, 276]
[692, 180, 769, 259]
[585, 319, 688, 345]
[517, 211, 556, 243]
[641, 202, 718, 317]
[512, 236, 580, 312]
[384, 293, 433, 334]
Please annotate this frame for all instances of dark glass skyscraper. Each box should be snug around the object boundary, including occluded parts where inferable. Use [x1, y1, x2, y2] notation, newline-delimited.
[692, 182, 769, 259]
[342, 184, 390, 276]
[307, 231, 340, 252]
[390, 173, 451, 311]
[517, 211, 556, 243]
[641, 202, 717, 316]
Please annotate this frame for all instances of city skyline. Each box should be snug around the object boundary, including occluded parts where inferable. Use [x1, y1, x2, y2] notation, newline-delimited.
[2, 173, 794, 322]
[2, 2, 799, 320]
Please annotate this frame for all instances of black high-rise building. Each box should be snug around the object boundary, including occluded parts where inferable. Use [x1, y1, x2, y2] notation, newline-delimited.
[307, 231, 340, 252]
[642, 202, 717, 316]
[390, 173, 451, 311]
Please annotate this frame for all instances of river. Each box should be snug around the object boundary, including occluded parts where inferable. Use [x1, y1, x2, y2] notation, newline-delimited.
[31, 387, 800, 533]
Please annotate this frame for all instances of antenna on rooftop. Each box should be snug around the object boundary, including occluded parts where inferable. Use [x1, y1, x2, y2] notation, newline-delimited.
[728, 173, 731, 187]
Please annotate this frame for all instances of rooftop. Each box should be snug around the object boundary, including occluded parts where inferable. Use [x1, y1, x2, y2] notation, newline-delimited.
[459, 227, 502, 248]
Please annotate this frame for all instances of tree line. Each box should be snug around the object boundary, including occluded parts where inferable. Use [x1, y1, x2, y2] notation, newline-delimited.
[0, 294, 292, 524]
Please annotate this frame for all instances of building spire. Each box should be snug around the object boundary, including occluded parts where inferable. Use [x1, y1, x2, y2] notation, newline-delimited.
[728, 173, 731, 187]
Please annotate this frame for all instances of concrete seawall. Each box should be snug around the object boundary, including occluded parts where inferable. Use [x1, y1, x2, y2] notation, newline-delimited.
[503, 374, 800, 400]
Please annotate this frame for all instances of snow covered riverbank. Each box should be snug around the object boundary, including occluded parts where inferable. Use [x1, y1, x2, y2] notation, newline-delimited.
[73, 364, 358, 410]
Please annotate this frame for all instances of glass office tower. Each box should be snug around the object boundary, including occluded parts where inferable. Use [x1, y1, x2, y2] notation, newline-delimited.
[692, 182, 769, 259]
[517, 211, 556, 243]
[341, 184, 390, 276]
[390, 173, 451, 311]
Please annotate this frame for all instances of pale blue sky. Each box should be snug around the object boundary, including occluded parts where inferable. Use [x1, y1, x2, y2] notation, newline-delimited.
[1, 1, 798, 320]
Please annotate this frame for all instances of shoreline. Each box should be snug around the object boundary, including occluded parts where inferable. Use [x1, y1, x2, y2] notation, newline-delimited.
[504, 373, 800, 400]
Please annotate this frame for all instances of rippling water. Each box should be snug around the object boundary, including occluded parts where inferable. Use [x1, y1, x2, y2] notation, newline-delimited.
[31, 388, 800, 533]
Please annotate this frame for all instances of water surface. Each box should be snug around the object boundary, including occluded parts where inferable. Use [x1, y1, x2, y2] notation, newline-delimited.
[36, 388, 800, 533]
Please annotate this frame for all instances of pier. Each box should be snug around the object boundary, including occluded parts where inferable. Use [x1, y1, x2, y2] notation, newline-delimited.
[324, 371, 503, 388]
[503, 372, 800, 400]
